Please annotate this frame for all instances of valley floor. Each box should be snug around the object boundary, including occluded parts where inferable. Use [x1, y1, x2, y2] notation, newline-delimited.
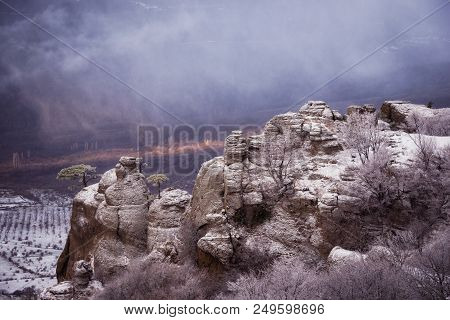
[0, 189, 71, 297]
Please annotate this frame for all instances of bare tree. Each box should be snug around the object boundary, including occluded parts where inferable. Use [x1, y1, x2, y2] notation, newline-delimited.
[353, 147, 406, 235]
[406, 141, 449, 236]
[340, 112, 386, 164]
[261, 128, 305, 201]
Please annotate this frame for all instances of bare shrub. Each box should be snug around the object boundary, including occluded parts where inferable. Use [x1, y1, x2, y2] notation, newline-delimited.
[230, 245, 276, 274]
[318, 257, 417, 299]
[220, 258, 317, 299]
[407, 143, 449, 232]
[261, 129, 303, 201]
[409, 231, 450, 299]
[353, 147, 408, 234]
[340, 112, 386, 164]
[409, 131, 438, 171]
[408, 111, 450, 136]
[95, 261, 221, 300]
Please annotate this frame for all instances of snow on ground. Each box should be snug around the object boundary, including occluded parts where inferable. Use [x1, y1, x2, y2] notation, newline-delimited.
[0, 189, 71, 295]
[387, 131, 450, 165]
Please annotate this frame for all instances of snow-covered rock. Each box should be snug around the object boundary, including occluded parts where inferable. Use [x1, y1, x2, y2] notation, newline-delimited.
[56, 156, 194, 285]
[53, 98, 450, 295]
[380, 101, 450, 132]
[327, 246, 366, 265]
[187, 101, 349, 263]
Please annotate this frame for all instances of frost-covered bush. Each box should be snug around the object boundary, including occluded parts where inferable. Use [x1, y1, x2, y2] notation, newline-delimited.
[340, 112, 386, 164]
[219, 258, 317, 300]
[409, 231, 450, 300]
[96, 261, 221, 300]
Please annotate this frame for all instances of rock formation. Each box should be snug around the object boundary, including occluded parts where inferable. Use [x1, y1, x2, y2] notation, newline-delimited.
[42, 259, 103, 300]
[188, 101, 351, 265]
[380, 101, 450, 132]
[52, 100, 449, 295]
[347, 104, 376, 115]
[56, 157, 191, 284]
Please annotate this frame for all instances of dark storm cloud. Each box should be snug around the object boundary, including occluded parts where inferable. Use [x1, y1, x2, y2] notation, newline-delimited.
[0, 0, 450, 137]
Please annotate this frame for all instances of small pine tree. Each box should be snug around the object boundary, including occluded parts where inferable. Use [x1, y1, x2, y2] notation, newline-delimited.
[56, 164, 97, 188]
[147, 174, 168, 199]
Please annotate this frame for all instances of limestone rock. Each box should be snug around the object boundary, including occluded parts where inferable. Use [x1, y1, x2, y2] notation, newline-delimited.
[42, 259, 103, 300]
[57, 157, 151, 283]
[327, 246, 366, 265]
[299, 101, 334, 119]
[186, 100, 348, 266]
[380, 101, 450, 132]
[54, 98, 448, 295]
[147, 188, 191, 262]
[347, 104, 376, 115]
[40, 282, 74, 300]
[187, 157, 225, 228]
[56, 184, 102, 282]
[224, 131, 247, 165]
[98, 169, 117, 194]
[104, 173, 149, 206]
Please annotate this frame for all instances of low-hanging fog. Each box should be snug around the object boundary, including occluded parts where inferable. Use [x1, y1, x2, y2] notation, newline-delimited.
[1, 0, 450, 157]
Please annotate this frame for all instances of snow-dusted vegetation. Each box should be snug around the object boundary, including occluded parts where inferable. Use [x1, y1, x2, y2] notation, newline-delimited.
[0, 189, 70, 296]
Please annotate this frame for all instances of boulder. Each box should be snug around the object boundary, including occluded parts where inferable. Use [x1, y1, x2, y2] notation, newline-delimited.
[98, 169, 117, 194]
[327, 246, 366, 265]
[42, 259, 103, 300]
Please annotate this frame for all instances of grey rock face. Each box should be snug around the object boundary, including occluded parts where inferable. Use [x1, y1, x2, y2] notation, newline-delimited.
[56, 156, 193, 286]
[224, 131, 248, 165]
[56, 184, 103, 282]
[187, 101, 349, 264]
[147, 188, 191, 262]
[42, 259, 103, 300]
[98, 168, 117, 194]
[380, 101, 450, 132]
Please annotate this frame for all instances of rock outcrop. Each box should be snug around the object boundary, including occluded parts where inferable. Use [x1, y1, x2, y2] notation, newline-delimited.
[54, 99, 449, 293]
[347, 104, 376, 115]
[327, 246, 366, 265]
[147, 188, 191, 262]
[380, 101, 450, 132]
[42, 259, 103, 300]
[187, 101, 351, 265]
[56, 156, 190, 284]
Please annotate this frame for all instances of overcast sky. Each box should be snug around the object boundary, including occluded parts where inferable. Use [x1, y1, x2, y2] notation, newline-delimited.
[1, 0, 450, 142]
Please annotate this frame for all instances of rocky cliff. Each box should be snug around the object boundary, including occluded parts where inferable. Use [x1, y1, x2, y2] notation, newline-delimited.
[55, 157, 191, 285]
[46, 100, 449, 299]
[380, 101, 450, 133]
